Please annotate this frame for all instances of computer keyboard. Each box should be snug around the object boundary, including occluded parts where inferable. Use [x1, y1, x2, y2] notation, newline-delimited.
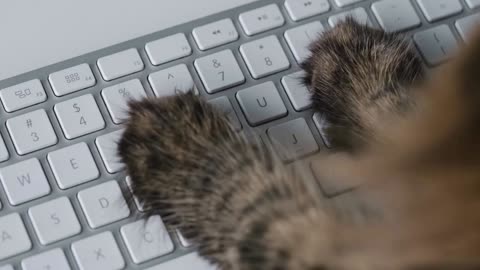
[0, 0, 479, 269]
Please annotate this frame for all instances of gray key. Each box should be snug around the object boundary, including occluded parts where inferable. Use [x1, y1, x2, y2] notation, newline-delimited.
[328, 7, 371, 27]
[120, 216, 174, 264]
[194, 50, 245, 93]
[96, 129, 124, 173]
[0, 133, 9, 162]
[240, 35, 290, 79]
[0, 79, 47, 112]
[334, 0, 363, 7]
[417, 0, 463, 22]
[22, 248, 71, 270]
[102, 79, 147, 124]
[456, 14, 480, 41]
[284, 21, 325, 63]
[71, 231, 125, 270]
[372, 0, 421, 32]
[282, 71, 312, 111]
[29, 197, 81, 245]
[208, 96, 242, 131]
[0, 158, 51, 205]
[55, 94, 105, 139]
[284, 0, 330, 21]
[414, 25, 458, 66]
[467, 0, 480, 8]
[149, 64, 196, 97]
[236, 81, 287, 126]
[48, 142, 99, 189]
[267, 118, 318, 161]
[0, 213, 32, 260]
[78, 180, 130, 228]
[6, 109, 58, 155]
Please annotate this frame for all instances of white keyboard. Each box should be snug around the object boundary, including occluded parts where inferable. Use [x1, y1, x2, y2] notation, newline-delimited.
[0, 0, 479, 269]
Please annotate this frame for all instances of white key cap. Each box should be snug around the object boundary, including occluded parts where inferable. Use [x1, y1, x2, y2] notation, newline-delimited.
[0, 158, 50, 205]
[0, 265, 13, 270]
[146, 252, 216, 270]
[29, 197, 81, 245]
[334, 0, 363, 7]
[285, 21, 325, 63]
[195, 50, 245, 93]
[149, 64, 196, 97]
[48, 142, 99, 189]
[456, 14, 480, 41]
[285, 0, 330, 21]
[97, 48, 144, 81]
[121, 216, 174, 264]
[146, 33, 192, 65]
[96, 130, 124, 173]
[0, 133, 9, 162]
[372, 0, 421, 32]
[239, 4, 285, 36]
[240, 35, 290, 79]
[78, 180, 130, 228]
[49, 64, 96, 96]
[267, 118, 318, 161]
[417, 0, 463, 22]
[282, 71, 312, 111]
[193, 19, 239, 50]
[0, 213, 32, 260]
[0, 79, 47, 112]
[55, 94, 105, 139]
[6, 109, 57, 155]
[208, 96, 242, 131]
[328, 8, 371, 27]
[176, 230, 192, 247]
[414, 25, 458, 66]
[22, 248, 71, 270]
[236, 81, 287, 126]
[102, 79, 147, 124]
[467, 0, 480, 8]
[72, 231, 125, 270]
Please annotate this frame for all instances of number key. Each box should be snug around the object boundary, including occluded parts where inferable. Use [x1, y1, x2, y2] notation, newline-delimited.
[0, 79, 47, 112]
[102, 79, 147, 124]
[240, 35, 290, 79]
[54, 94, 105, 139]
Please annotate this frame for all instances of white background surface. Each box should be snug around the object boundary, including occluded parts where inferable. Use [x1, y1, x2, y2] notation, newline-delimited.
[0, 0, 257, 81]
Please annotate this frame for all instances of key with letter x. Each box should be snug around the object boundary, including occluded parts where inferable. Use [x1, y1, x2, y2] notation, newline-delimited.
[72, 231, 125, 270]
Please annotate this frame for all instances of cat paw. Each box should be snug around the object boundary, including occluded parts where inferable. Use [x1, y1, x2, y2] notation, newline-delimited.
[302, 18, 424, 151]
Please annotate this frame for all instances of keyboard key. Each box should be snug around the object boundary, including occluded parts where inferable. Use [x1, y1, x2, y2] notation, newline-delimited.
[146, 252, 215, 270]
[125, 176, 147, 212]
[313, 112, 332, 148]
[284, 21, 325, 63]
[149, 64, 196, 97]
[282, 71, 312, 111]
[55, 94, 105, 139]
[329, 8, 371, 27]
[78, 180, 130, 228]
[193, 18, 239, 50]
[414, 25, 458, 66]
[0, 79, 47, 112]
[146, 33, 192, 65]
[417, 0, 463, 22]
[6, 109, 57, 155]
[311, 156, 361, 196]
[267, 118, 318, 161]
[456, 14, 480, 41]
[195, 50, 245, 93]
[0, 213, 32, 260]
[176, 230, 192, 247]
[29, 197, 81, 245]
[97, 48, 144, 81]
[72, 231, 125, 270]
[0, 158, 50, 205]
[240, 35, 290, 79]
[334, 0, 363, 6]
[467, 0, 480, 9]
[236, 81, 287, 126]
[208, 96, 242, 131]
[0, 265, 13, 270]
[48, 142, 99, 189]
[284, 0, 330, 21]
[102, 79, 147, 124]
[239, 4, 285, 36]
[96, 130, 124, 173]
[0, 133, 9, 162]
[121, 216, 174, 264]
[22, 248, 71, 270]
[372, 0, 421, 32]
[49, 63, 96, 96]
